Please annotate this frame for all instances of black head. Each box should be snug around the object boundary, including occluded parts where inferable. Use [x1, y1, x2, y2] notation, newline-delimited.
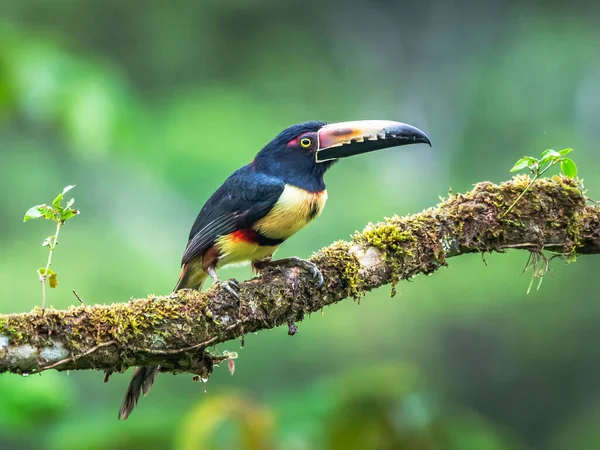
[253, 120, 431, 192]
[253, 121, 331, 191]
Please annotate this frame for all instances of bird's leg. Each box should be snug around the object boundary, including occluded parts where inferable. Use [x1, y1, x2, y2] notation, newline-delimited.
[206, 266, 240, 300]
[253, 256, 324, 288]
[207, 266, 245, 346]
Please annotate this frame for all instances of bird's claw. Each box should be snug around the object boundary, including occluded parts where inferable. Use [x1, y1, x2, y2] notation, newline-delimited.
[266, 256, 324, 289]
[217, 279, 240, 300]
[305, 261, 324, 289]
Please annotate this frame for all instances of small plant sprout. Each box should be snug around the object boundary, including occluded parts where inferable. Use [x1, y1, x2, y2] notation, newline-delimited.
[505, 149, 580, 293]
[503, 148, 578, 217]
[23, 185, 80, 309]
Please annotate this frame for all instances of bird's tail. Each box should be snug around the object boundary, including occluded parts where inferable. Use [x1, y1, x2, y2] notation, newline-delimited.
[118, 366, 160, 420]
[118, 262, 207, 420]
[173, 261, 208, 292]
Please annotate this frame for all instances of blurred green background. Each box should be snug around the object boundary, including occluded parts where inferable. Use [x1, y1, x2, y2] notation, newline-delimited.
[1, 0, 599, 449]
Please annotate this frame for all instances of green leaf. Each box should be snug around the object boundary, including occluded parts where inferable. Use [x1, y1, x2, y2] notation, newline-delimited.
[52, 194, 63, 209]
[539, 149, 562, 167]
[559, 148, 573, 156]
[541, 149, 561, 159]
[62, 185, 76, 195]
[38, 268, 58, 287]
[24, 205, 55, 222]
[51, 186, 75, 209]
[43, 209, 57, 220]
[23, 205, 45, 222]
[510, 157, 537, 173]
[560, 158, 578, 178]
[61, 209, 80, 221]
[49, 272, 58, 289]
[37, 268, 55, 277]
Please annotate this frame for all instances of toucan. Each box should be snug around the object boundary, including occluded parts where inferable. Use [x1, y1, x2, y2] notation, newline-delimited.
[118, 120, 431, 420]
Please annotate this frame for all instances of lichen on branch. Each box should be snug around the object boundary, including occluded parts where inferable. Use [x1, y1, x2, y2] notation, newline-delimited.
[0, 175, 598, 381]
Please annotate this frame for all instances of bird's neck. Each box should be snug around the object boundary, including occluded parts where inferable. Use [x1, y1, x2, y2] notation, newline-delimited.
[277, 169, 327, 192]
[253, 157, 333, 192]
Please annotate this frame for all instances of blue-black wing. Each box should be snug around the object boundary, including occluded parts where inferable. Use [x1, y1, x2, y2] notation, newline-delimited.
[181, 166, 284, 266]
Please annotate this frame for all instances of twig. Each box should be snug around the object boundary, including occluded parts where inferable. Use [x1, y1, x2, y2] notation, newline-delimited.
[72, 290, 86, 306]
[130, 323, 241, 356]
[502, 242, 565, 249]
[502, 177, 537, 218]
[33, 340, 117, 373]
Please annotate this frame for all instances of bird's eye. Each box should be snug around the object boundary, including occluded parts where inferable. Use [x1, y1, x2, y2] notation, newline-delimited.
[299, 137, 312, 148]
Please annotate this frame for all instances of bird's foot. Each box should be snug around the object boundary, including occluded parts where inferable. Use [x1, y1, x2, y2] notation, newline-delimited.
[216, 278, 240, 300]
[255, 257, 323, 288]
[207, 266, 240, 299]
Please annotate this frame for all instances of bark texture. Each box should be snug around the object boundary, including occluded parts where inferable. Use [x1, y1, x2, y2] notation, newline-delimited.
[0, 175, 598, 381]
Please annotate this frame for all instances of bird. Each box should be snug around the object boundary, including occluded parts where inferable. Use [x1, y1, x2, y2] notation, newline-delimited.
[117, 119, 431, 420]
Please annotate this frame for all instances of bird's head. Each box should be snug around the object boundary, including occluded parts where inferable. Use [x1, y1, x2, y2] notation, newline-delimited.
[253, 120, 431, 190]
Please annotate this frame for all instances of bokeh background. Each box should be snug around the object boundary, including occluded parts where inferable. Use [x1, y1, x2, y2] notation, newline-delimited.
[1, 0, 599, 449]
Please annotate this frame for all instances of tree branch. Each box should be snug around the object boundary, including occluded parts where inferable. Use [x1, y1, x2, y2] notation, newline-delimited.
[1, 175, 598, 380]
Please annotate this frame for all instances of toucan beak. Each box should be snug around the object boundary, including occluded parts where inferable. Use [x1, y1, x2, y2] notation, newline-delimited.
[315, 120, 431, 163]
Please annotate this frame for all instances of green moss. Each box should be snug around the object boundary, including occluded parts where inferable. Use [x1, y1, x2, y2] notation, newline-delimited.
[359, 221, 416, 256]
[0, 317, 8, 336]
[318, 240, 364, 300]
[565, 211, 585, 262]
[0, 315, 27, 344]
[352, 214, 446, 296]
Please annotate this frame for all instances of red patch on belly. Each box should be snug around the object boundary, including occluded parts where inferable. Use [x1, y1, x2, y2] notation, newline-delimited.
[231, 228, 260, 243]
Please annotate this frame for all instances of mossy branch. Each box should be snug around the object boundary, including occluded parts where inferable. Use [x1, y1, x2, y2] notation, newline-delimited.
[1, 175, 598, 381]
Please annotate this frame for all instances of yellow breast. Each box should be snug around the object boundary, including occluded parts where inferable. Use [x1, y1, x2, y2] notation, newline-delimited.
[255, 185, 327, 240]
[215, 238, 278, 268]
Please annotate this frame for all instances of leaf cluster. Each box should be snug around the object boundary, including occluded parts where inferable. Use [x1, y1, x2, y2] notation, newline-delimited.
[23, 185, 79, 225]
[510, 148, 577, 178]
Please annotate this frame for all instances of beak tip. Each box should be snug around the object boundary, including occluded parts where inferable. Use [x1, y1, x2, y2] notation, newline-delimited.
[417, 131, 432, 147]
[412, 133, 431, 147]
[413, 127, 431, 147]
